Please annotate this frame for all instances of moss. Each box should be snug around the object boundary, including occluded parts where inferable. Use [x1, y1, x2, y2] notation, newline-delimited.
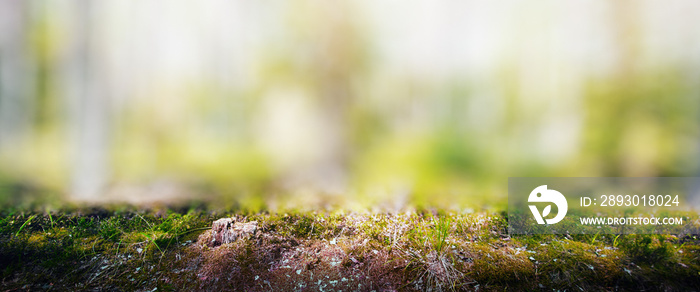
[531, 239, 623, 290]
[1, 207, 700, 290]
[466, 242, 535, 288]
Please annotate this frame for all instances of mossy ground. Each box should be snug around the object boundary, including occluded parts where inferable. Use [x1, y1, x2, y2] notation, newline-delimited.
[0, 206, 699, 291]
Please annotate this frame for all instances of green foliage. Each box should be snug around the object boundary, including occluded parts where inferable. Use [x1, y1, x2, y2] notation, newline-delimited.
[431, 216, 451, 254]
[99, 217, 123, 242]
[1, 208, 699, 291]
[621, 234, 675, 263]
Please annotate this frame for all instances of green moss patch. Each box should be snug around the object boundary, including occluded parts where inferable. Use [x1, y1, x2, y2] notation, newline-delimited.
[0, 208, 699, 291]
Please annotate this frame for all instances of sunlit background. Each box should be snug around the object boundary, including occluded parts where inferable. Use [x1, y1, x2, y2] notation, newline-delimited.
[1, 0, 699, 210]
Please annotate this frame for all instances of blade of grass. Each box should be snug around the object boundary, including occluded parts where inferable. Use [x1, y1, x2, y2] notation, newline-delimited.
[15, 214, 37, 237]
[590, 231, 600, 245]
[116, 238, 123, 256]
[613, 234, 621, 247]
[141, 232, 165, 257]
[0, 210, 17, 227]
[136, 213, 153, 229]
[47, 210, 54, 228]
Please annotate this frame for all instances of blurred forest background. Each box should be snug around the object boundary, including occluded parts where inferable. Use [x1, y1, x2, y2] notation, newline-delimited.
[0, 1, 699, 210]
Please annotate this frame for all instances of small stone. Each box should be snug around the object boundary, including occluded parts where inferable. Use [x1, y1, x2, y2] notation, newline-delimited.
[209, 218, 258, 247]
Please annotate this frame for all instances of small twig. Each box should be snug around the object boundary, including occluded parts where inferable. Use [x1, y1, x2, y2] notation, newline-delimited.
[177, 226, 211, 237]
[136, 213, 153, 229]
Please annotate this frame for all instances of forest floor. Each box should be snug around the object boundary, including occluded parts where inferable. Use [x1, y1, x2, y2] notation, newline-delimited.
[1, 206, 699, 291]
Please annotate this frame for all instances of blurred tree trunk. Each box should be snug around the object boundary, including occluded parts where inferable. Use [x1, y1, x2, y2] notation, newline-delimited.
[312, 3, 366, 194]
[68, 0, 110, 200]
[611, 0, 641, 81]
[0, 0, 34, 150]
